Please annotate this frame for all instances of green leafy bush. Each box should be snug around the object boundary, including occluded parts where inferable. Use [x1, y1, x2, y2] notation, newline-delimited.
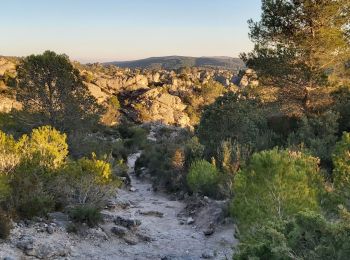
[21, 125, 69, 169]
[187, 160, 220, 197]
[134, 128, 191, 192]
[288, 111, 339, 166]
[234, 211, 350, 260]
[332, 132, 350, 201]
[69, 205, 102, 227]
[9, 162, 55, 219]
[197, 92, 277, 159]
[231, 149, 322, 231]
[58, 156, 119, 206]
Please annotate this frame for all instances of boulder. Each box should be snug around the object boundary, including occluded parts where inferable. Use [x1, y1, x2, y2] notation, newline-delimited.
[111, 226, 128, 237]
[114, 216, 141, 229]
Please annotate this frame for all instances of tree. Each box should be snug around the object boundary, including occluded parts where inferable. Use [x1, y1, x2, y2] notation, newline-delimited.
[196, 92, 277, 158]
[16, 51, 103, 131]
[242, 0, 350, 107]
[231, 149, 322, 231]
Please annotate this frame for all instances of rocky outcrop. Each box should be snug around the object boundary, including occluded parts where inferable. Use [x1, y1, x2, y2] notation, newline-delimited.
[237, 68, 259, 88]
[131, 88, 191, 127]
[0, 56, 242, 127]
[0, 96, 22, 112]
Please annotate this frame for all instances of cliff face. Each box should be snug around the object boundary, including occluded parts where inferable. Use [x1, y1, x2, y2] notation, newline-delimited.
[0, 57, 249, 127]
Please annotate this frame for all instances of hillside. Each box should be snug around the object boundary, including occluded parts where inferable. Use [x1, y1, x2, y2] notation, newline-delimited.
[105, 56, 244, 71]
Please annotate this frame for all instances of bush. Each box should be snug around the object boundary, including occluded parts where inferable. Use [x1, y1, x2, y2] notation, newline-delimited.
[0, 130, 20, 175]
[0, 211, 12, 239]
[288, 111, 339, 166]
[231, 149, 323, 231]
[9, 163, 55, 219]
[234, 211, 350, 260]
[184, 137, 204, 168]
[16, 195, 55, 219]
[332, 86, 350, 134]
[197, 92, 277, 159]
[58, 156, 120, 206]
[332, 132, 350, 201]
[20, 125, 68, 169]
[69, 205, 102, 227]
[187, 160, 220, 198]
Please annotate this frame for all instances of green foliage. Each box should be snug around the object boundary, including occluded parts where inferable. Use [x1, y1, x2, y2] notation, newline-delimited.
[200, 80, 225, 104]
[332, 86, 350, 133]
[332, 132, 350, 201]
[135, 128, 191, 192]
[187, 160, 220, 198]
[9, 162, 55, 219]
[16, 50, 103, 131]
[22, 125, 69, 169]
[109, 96, 121, 110]
[242, 0, 350, 88]
[216, 139, 251, 175]
[69, 205, 102, 228]
[231, 149, 322, 231]
[16, 195, 55, 219]
[3, 70, 16, 88]
[234, 211, 350, 260]
[0, 211, 12, 239]
[197, 92, 277, 158]
[184, 137, 204, 168]
[58, 156, 119, 206]
[118, 124, 148, 151]
[0, 130, 20, 175]
[0, 126, 118, 219]
[288, 111, 339, 165]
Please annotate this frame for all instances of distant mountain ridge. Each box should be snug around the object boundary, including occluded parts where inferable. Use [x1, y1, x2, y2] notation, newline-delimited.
[104, 56, 244, 71]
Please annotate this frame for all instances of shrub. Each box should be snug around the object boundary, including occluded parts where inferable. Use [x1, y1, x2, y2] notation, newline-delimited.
[187, 160, 220, 197]
[58, 156, 119, 206]
[0, 131, 20, 174]
[332, 132, 350, 201]
[231, 149, 322, 231]
[234, 211, 350, 260]
[134, 130, 191, 192]
[20, 126, 68, 169]
[288, 111, 339, 166]
[69, 205, 102, 227]
[9, 163, 55, 219]
[197, 92, 277, 159]
[184, 137, 204, 168]
[16, 195, 55, 219]
[332, 86, 350, 133]
[0, 211, 12, 239]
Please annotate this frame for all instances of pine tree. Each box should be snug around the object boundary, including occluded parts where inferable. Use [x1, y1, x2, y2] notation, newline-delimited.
[241, 0, 350, 107]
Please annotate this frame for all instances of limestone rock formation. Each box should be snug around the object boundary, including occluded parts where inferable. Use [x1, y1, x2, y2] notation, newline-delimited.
[0, 56, 242, 127]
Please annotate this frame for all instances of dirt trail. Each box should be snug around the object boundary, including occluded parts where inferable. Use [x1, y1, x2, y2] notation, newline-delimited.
[0, 152, 236, 259]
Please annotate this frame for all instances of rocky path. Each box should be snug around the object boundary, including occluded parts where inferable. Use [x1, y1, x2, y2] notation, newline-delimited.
[0, 153, 236, 260]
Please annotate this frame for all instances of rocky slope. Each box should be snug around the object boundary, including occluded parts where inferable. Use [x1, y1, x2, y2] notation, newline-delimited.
[0, 56, 255, 127]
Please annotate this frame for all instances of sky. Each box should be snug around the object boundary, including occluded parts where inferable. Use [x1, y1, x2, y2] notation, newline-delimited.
[0, 0, 262, 63]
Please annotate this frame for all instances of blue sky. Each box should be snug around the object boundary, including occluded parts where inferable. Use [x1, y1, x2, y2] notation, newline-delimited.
[0, 0, 261, 62]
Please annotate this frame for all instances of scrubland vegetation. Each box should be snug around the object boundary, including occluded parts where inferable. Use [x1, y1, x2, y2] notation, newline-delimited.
[0, 0, 349, 259]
